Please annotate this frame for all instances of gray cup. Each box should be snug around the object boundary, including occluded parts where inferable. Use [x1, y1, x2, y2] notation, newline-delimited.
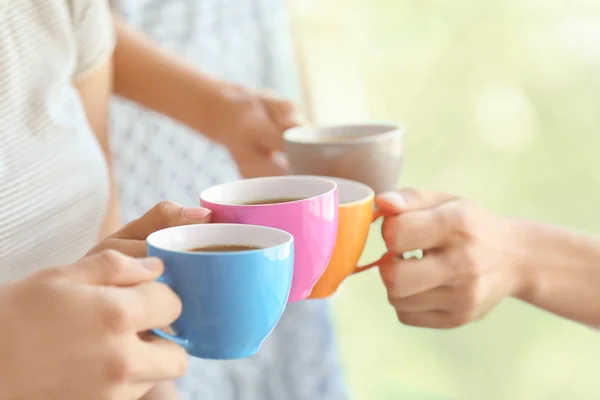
[283, 123, 404, 194]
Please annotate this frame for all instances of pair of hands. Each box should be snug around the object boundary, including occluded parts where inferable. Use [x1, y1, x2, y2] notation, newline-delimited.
[0, 202, 212, 400]
[204, 84, 521, 329]
[199, 84, 525, 328]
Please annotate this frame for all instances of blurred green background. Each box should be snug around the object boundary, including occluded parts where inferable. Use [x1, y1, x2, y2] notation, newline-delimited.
[291, 0, 600, 399]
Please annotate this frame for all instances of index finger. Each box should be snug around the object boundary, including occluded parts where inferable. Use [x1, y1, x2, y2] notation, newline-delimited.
[58, 251, 163, 287]
[376, 189, 458, 215]
[115, 201, 212, 240]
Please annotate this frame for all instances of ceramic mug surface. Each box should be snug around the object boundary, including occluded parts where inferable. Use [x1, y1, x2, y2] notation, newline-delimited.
[200, 175, 338, 302]
[147, 223, 294, 359]
[309, 177, 380, 298]
[284, 122, 404, 194]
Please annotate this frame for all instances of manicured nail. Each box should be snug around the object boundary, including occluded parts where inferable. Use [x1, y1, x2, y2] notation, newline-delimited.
[140, 257, 162, 271]
[182, 207, 212, 220]
[378, 192, 407, 207]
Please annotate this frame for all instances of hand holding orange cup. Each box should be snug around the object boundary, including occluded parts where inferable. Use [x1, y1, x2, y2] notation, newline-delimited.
[309, 177, 383, 299]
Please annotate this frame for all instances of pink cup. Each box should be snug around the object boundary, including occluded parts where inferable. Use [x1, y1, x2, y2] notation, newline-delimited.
[200, 176, 338, 302]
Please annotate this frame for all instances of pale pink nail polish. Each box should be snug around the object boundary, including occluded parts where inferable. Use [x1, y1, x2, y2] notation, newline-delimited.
[182, 207, 212, 220]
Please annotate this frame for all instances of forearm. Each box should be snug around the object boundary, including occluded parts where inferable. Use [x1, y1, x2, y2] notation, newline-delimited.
[510, 218, 600, 326]
[112, 15, 231, 142]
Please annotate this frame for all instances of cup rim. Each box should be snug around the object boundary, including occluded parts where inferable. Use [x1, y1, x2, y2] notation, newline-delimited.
[320, 176, 374, 207]
[283, 121, 404, 146]
[199, 175, 337, 207]
[146, 223, 294, 256]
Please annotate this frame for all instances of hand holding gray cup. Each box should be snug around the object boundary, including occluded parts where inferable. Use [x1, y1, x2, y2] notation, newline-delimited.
[283, 123, 404, 194]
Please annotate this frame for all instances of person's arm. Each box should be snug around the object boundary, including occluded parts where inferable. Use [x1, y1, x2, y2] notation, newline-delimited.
[374, 189, 600, 329]
[111, 15, 233, 145]
[111, 15, 306, 178]
[509, 219, 600, 327]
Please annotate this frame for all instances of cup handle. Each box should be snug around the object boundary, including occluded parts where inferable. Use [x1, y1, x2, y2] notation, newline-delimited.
[352, 209, 387, 274]
[149, 328, 192, 349]
[149, 275, 192, 349]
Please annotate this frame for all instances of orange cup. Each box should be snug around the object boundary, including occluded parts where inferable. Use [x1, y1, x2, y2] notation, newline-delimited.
[309, 177, 381, 299]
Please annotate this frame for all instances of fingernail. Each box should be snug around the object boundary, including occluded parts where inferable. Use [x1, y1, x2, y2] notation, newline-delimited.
[141, 257, 162, 271]
[378, 192, 407, 207]
[182, 207, 212, 220]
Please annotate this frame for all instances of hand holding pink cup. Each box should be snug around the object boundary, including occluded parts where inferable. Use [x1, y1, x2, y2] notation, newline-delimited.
[200, 176, 338, 302]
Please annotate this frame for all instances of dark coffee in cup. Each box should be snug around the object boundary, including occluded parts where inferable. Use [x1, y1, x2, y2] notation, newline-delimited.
[311, 135, 371, 142]
[242, 197, 304, 205]
[187, 245, 262, 252]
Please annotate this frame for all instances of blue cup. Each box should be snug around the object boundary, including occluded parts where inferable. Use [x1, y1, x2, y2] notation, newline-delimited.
[146, 223, 294, 359]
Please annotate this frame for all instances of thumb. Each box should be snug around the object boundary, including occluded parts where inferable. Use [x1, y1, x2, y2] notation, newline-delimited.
[275, 111, 310, 134]
[115, 201, 212, 241]
[376, 188, 457, 214]
[260, 94, 308, 151]
[63, 250, 163, 286]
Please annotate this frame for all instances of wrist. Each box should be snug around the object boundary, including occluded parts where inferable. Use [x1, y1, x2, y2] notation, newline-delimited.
[500, 218, 539, 301]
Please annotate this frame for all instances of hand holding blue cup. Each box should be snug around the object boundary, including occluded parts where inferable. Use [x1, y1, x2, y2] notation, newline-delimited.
[147, 223, 294, 359]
